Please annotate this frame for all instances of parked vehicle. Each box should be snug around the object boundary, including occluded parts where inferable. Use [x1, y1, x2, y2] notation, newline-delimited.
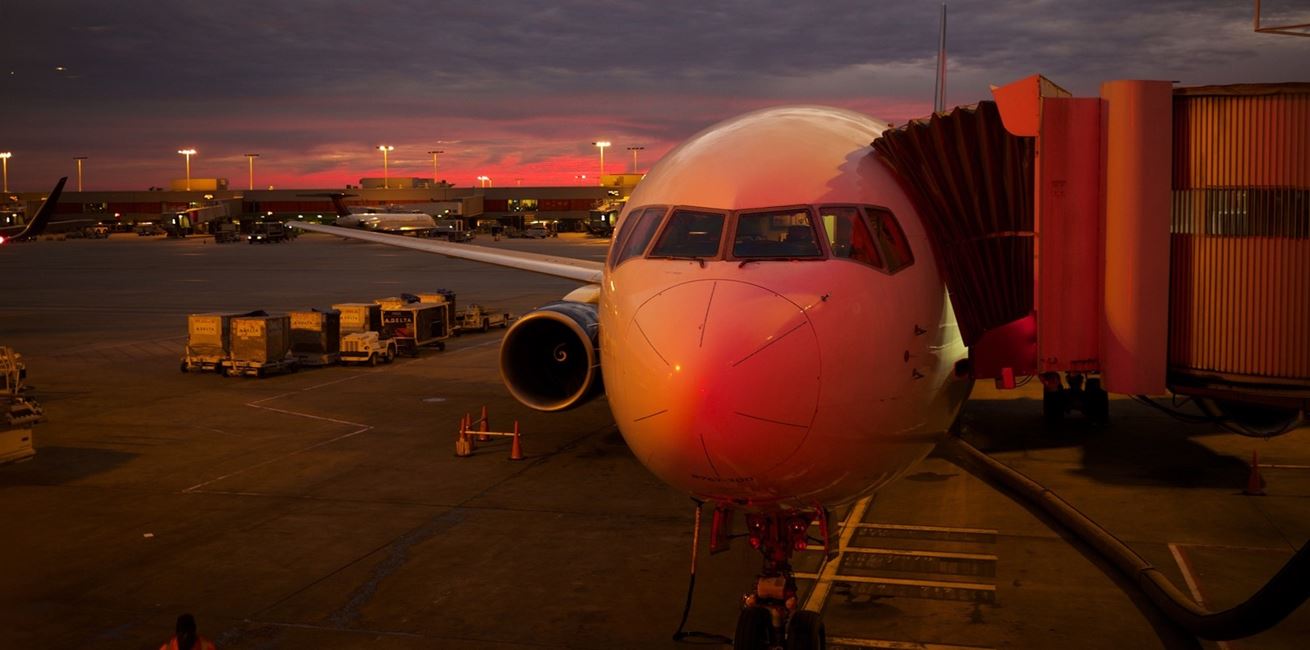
[248, 221, 288, 243]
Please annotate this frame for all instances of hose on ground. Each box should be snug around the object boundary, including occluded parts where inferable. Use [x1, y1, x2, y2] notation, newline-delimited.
[939, 435, 1310, 641]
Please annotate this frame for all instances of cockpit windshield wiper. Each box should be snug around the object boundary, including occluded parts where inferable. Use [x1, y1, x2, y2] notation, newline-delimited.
[654, 255, 707, 268]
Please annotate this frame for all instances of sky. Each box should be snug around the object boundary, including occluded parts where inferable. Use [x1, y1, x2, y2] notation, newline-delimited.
[2, 1, 1307, 192]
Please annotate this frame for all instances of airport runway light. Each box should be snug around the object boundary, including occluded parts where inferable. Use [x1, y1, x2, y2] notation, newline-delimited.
[592, 141, 610, 187]
[626, 146, 645, 173]
[73, 156, 87, 191]
[378, 145, 394, 189]
[177, 149, 197, 191]
[427, 150, 444, 185]
[245, 153, 260, 191]
[0, 152, 11, 193]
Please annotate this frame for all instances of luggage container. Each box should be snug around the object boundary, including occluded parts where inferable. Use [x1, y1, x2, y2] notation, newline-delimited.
[333, 303, 382, 335]
[374, 295, 418, 310]
[227, 314, 298, 377]
[182, 311, 253, 373]
[290, 309, 341, 366]
[382, 302, 451, 356]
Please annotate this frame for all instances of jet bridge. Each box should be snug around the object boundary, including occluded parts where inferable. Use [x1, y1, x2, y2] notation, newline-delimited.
[874, 76, 1310, 430]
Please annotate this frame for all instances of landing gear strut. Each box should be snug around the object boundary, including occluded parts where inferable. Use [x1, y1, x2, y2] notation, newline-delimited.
[733, 510, 827, 650]
[1041, 371, 1109, 426]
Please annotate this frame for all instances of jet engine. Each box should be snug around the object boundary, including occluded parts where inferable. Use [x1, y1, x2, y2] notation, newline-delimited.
[499, 301, 602, 411]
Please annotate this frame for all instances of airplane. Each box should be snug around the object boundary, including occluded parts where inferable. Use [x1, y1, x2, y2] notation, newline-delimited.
[305, 192, 440, 233]
[0, 177, 69, 245]
[290, 106, 972, 649]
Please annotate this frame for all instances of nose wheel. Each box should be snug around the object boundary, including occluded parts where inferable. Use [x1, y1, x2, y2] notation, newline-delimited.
[732, 510, 828, 650]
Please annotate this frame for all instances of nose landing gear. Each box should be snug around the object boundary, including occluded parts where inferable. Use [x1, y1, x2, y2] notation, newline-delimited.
[733, 510, 828, 650]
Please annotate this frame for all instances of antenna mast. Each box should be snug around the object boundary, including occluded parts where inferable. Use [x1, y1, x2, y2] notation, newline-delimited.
[933, 3, 948, 113]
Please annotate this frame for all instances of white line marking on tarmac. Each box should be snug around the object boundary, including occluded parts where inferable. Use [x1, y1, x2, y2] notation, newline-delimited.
[1169, 543, 1232, 650]
[182, 337, 499, 494]
[802, 497, 871, 612]
[826, 637, 994, 649]
[181, 424, 371, 493]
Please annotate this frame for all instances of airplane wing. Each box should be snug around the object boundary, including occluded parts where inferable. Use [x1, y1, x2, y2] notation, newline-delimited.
[1, 177, 68, 241]
[288, 222, 604, 284]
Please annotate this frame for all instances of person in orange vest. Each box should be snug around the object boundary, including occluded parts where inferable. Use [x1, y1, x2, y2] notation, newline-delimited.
[160, 613, 216, 650]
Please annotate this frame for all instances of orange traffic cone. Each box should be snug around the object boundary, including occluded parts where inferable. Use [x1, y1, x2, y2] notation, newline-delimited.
[1243, 449, 1265, 496]
[509, 421, 523, 461]
[455, 414, 472, 457]
[478, 405, 492, 442]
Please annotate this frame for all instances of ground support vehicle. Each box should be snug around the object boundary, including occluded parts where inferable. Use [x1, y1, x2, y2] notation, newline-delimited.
[247, 221, 288, 243]
[382, 302, 451, 356]
[213, 223, 240, 243]
[181, 311, 253, 373]
[454, 304, 512, 334]
[339, 331, 397, 366]
[2, 346, 41, 465]
[225, 314, 298, 377]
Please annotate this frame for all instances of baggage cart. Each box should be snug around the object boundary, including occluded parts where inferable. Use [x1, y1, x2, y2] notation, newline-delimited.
[227, 314, 298, 377]
[290, 309, 341, 366]
[181, 311, 254, 373]
[382, 302, 451, 356]
[333, 303, 382, 335]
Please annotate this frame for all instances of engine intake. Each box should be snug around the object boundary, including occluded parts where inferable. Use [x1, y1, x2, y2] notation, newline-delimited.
[499, 301, 601, 411]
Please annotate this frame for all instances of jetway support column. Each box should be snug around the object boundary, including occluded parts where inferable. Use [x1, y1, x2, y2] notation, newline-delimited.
[1100, 80, 1172, 395]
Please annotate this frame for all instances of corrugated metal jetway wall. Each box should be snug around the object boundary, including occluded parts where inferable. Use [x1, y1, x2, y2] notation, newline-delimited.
[872, 101, 1036, 355]
[1169, 84, 1310, 404]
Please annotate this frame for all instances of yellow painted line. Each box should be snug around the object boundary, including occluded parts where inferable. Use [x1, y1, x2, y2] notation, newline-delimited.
[804, 545, 997, 562]
[794, 573, 996, 594]
[843, 522, 998, 535]
[801, 496, 870, 612]
[827, 636, 994, 649]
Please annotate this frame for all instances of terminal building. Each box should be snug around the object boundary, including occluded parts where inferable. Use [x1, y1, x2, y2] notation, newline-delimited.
[8, 173, 640, 234]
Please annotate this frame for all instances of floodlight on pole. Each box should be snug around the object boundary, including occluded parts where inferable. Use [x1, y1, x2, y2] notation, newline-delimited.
[592, 141, 610, 187]
[477, 175, 490, 188]
[177, 149, 197, 191]
[73, 157, 87, 191]
[427, 150, 444, 186]
[626, 146, 645, 173]
[377, 145, 394, 189]
[245, 153, 260, 191]
[0, 153, 11, 193]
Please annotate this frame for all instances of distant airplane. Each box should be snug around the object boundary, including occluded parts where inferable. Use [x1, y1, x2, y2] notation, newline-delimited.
[305, 192, 439, 233]
[0, 177, 68, 245]
[291, 106, 971, 649]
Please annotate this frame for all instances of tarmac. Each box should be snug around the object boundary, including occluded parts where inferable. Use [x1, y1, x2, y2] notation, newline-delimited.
[0, 231, 1307, 649]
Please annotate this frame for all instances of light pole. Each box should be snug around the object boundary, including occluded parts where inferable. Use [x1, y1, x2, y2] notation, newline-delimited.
[177, 149, 196, 191]
[427, 150, 444, 186]
[377, 145, 394, 189]
[477, 175, 490, 188]
[626, 146, 644, 173]
[0, 153, 11, 193]
[73, 156, 87, 191]
[245, 153, 259, 191]
[592, 141, 610, 187]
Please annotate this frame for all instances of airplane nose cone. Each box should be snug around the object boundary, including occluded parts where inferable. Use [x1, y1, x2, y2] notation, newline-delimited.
[622, 280, 820, 482]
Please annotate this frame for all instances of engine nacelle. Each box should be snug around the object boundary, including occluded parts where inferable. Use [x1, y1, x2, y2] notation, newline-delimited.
[499, 301, 602, 411]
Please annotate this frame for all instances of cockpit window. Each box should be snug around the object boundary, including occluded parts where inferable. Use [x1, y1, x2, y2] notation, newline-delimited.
[866, 207, 914, 273]
[611, 206, 665, 267]
[649, 209, 725, 258]
[732, 208, 823, 258]
[818, 206, 882, 268]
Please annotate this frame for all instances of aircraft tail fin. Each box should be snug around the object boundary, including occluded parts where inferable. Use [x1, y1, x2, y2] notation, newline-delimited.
[12, 177, 68, 240]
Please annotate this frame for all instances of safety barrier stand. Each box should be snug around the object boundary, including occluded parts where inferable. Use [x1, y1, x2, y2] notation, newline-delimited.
[454, 410, 522, 460]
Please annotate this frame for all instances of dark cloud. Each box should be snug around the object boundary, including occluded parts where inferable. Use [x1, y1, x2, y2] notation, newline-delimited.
[1, 1, 1305, 189]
